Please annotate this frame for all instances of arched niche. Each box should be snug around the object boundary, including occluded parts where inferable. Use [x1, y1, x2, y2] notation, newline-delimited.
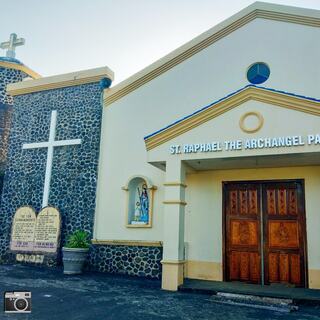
[122, 176, 156, 228]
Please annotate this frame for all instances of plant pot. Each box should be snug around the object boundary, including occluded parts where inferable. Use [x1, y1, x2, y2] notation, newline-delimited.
[62, 247, 89, 274]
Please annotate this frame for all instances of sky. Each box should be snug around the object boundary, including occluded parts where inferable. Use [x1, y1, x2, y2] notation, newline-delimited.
[1, 0, 320, 84]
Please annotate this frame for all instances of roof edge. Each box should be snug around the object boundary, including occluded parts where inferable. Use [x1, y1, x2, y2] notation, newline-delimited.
[103, 1, 320, 107]
[0, 60, 41, 79]
[7, 66, 114, 96]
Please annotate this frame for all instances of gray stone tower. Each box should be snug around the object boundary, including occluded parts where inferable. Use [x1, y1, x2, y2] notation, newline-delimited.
[0, 34, 39, 200]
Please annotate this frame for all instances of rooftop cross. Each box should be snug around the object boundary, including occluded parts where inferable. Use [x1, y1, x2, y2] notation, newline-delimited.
[0, 33, 25, 59]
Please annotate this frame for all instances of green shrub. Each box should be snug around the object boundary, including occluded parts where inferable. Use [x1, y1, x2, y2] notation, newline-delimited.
[65, 230, 90, 248]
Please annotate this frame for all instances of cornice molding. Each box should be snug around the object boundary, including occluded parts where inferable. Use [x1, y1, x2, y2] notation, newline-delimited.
[0, 61, 41, 79]
[91, 239, 162, 247]
[163, 182, 187, 188]
[145, 86, 320, 151]
[104, 4, 320, 107]
[7, 66, 114, 96]
[161, 260, 186, 265]
[163, 200, 187, 206]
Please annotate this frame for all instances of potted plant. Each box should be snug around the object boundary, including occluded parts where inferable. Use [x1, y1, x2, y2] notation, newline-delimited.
[62, 230, 90, 274]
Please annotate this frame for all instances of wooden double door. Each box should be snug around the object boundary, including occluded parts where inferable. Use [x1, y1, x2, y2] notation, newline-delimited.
[223, 180, 307, 287]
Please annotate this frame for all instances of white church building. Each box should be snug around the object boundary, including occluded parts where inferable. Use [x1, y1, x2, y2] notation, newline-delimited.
[3, 1, 320, 291]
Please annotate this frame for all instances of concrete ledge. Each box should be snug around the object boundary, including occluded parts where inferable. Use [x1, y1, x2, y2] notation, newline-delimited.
[163, 201, 187, 205]
[91, 239, 163, 247]
[180, 279, 320, 305]
[7, 66, 114, 96]
[163, 182, 187, 188]
[161, 260, 186, 265]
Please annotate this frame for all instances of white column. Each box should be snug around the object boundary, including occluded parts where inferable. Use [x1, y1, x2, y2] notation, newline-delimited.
[161, 158, 187, 291]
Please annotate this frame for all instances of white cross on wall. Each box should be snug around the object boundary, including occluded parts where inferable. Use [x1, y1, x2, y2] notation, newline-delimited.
[23, 110, 82, 208]
[0, 33, 25, 58]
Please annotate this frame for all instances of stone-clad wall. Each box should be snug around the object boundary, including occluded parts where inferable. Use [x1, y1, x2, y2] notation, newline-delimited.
[0, 103, 12, 172]
[0, 65, 29, 205]
[0, 66, 28, 105]
[0, 82, 103, 264]
[0, 67, 163, 279]
[89, 245, 163, 279]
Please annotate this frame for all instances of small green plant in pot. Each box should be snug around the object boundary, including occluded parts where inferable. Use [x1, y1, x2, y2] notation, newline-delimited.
[62, 230, 90, 274]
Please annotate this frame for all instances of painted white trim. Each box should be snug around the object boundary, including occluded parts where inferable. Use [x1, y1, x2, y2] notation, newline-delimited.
[22, 110, 82, 208]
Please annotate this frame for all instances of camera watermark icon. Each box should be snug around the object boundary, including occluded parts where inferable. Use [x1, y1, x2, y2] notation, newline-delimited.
[4, 291, 31, 313]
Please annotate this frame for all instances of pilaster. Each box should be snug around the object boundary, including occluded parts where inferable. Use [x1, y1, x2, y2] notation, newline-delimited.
[161, 158, 186, 291]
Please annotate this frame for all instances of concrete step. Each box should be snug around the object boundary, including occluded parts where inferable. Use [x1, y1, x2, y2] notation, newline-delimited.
[180, 279, 320, 305]
[208, 292, 298, 313]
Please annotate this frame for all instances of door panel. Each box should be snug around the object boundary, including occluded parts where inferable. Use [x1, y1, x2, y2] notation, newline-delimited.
[267, 252, 302, 285]
[230, 220, 259, 246]
[268, 221, 299, 248]
[225, 184, 261, 284]
[263, 182, 306, 287]
[224, 180, 307, 287]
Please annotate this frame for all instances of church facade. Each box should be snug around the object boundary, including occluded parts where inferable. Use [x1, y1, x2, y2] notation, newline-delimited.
[1, 2, 320, 291]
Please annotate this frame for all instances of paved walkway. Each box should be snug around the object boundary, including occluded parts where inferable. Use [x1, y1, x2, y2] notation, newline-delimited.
[0, 264, 320, 320]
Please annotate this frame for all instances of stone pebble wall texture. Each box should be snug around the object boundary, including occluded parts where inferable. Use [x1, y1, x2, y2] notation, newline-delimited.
[0, 66, 28, 105]
[0, 69, 164, 279]
[0, 67, 29, 171]
[0, 66, 29, 206]
[89, 245, 163, 279]
[0, 82, 103, 265]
